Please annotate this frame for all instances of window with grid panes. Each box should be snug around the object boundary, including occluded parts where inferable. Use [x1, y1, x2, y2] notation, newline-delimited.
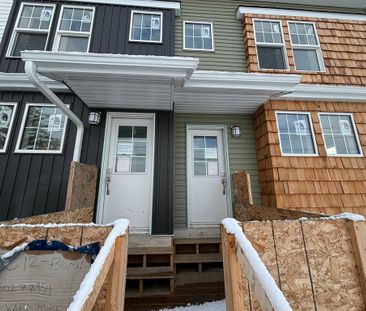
[276, 112, 317, 155]
[254, 20, 287, 70]
[288, 22, 324, 71]
[0, 104, 17, 152]
[184, 22, 214, 51]
[8, 3, 55, 57]
[54, 6, 94, 52]
[130, 11, 162, 43]
[319, 113, 361, 156]
[16, 104, 67, 153]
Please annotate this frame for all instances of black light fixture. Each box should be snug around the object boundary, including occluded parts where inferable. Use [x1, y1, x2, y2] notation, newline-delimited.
[231, 125, 241, 138]
[88, 112, 102, 125]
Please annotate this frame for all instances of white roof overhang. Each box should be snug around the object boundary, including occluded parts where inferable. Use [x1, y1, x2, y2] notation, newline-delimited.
[21, 51, 199, 111]
[173, 71, 301, 114]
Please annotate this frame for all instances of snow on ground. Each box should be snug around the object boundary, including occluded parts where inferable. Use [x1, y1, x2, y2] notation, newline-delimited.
[158, 300, 226, 311]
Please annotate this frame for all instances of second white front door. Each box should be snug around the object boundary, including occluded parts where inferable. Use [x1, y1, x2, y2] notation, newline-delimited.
[187, 128, 230, 227]
[99, 114, 154, 233]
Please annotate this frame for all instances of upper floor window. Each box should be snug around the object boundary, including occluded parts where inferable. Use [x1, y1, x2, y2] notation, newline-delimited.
[276, 112, 317, 156]
[129, 11, 163, 43]
[15, 104, 68, 153]
[319, 113, 362, 156]
[7, 3, 56, 57]
[288, 22, 324, 71]
[0, 103, 17, 152]
[53, 5, 95, 52]
[254, 19, 287, 70]
[183, 22, 214, 51]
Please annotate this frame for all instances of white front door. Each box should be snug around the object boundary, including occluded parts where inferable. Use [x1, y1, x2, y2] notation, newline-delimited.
[98, 113, 155, 233]
[187, 128, 230, 227]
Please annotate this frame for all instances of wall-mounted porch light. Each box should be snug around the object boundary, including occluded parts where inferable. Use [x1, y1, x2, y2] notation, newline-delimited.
[230, 125, 241, 138]
[88, 112, 102, 125]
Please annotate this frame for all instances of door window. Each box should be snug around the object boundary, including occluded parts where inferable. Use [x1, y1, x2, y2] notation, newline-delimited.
[193, 136, 219, 177]
[115, 125, 147, 173]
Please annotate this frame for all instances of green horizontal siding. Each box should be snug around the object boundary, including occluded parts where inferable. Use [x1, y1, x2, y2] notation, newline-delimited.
[174, 114, 261, 228]
[175, 0, 246, 71]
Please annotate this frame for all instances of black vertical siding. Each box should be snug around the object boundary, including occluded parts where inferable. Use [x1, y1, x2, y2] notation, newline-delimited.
[152, 111, 174, 234]
[0, 0, 175, 73]
[0, 91, 101, 221]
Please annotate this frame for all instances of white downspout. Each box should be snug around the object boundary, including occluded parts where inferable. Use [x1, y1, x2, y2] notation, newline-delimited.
[24, 61, 84, 162]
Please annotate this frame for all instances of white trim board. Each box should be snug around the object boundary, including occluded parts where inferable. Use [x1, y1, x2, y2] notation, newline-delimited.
[59, 0, 180, 15]
[237, 6, 366, 22]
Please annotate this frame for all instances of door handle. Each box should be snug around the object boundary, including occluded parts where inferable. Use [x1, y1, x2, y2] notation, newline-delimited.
[221, 172, 226, 195]
[106, 168, 112, 195]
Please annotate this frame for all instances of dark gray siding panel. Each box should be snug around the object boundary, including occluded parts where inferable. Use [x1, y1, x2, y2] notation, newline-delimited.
[0, 0, 175, 73]
[0, 91, 101, 221]
[152, 111, 174, 235]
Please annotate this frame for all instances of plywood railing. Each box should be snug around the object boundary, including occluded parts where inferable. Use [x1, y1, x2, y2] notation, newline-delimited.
[221, 216, 366, 311]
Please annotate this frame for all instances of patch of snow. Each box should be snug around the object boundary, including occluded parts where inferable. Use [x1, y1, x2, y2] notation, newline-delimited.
[67, 219, 129, 311]
[1, 243, 28, 260]
[0, 220, 123, 229]
[322, 212, 365, 221]
[158, 300, 225, 311]
[222, 218, 292, 311]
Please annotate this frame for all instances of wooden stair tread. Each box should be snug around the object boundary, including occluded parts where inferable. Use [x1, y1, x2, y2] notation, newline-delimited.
[175, 253, 222, 263]
[127, 267, 174, 279]
[174, 238, 221, 245]
[128, 246, 174, 255]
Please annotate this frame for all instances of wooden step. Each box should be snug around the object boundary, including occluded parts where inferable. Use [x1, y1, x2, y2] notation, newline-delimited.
[175, 253, 222, 264]
[127, 267, 174, 279]
[174, 237, 221, 245]
[128, 246, 174, 255]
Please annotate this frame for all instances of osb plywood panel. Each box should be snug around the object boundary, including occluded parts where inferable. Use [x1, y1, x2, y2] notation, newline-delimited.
[240, 219, 366, 310]
[81, 227, 112, 247]
[302, 220, 364, 310]
[47, 227, 83, 246]
[243, 14, 366, 85]
[0, 208, 94, 225]
[0, 227, 48, 249]
[243, 221, 279, 311]
[254, 100, 366, 216]
[272, 221, 315, 310]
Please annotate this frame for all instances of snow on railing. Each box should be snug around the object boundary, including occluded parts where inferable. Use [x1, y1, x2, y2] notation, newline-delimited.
[221, 218, 292, 311]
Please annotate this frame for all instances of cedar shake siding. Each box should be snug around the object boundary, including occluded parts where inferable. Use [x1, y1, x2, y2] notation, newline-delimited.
[243, 14, 366, 85]
[0, 0, 175, 73]
[254, 100, 366, 217]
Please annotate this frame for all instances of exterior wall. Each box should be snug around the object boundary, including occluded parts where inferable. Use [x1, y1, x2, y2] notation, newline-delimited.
[174, 113, 261, 228]
[175, 0, 246, 71]
[254, 100, 366, 217]
[0, 0, 175, 73]
[0, 0, 13, 44]
[243, 13, 366, 85]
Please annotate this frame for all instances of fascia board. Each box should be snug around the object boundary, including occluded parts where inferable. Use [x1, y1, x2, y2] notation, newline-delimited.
[61, 0, 180, 15]
[21, 51, 199, 81]
[0, 73, 69, 92]
[282, 84, 366, 102]
[237, 6, 366, 22]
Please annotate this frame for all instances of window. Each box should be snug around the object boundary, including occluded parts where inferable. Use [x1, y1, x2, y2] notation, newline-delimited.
[183, 22, 214, 51]
[53, 6, 95, 52]
[115, 126, 148, 173]
[7, 3, 55, 57]
[0, 104, 17, 152]
[193, 136, 219, 176]
[253, 20, 287, 70]
[15, 104, 68, 153]
[288, 22, 324, 71]
[276, 112, 317, 156]
[129, 11, 163, 43]
[319, 113, 362, 156]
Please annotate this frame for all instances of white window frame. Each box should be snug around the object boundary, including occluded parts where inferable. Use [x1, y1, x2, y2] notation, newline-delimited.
[287, 21, 325, 72]
[6, 2, 56, 58]
[253, 18, 288, 70]
[318, 112, 363, 157]
[129, 10, 163, 43]
[275, 111, 318, 157]
[183, 21, 215, 52]
[15, 103, 68, 154]
[52, 5, 95, 53]
[0, 103, 18, 153]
